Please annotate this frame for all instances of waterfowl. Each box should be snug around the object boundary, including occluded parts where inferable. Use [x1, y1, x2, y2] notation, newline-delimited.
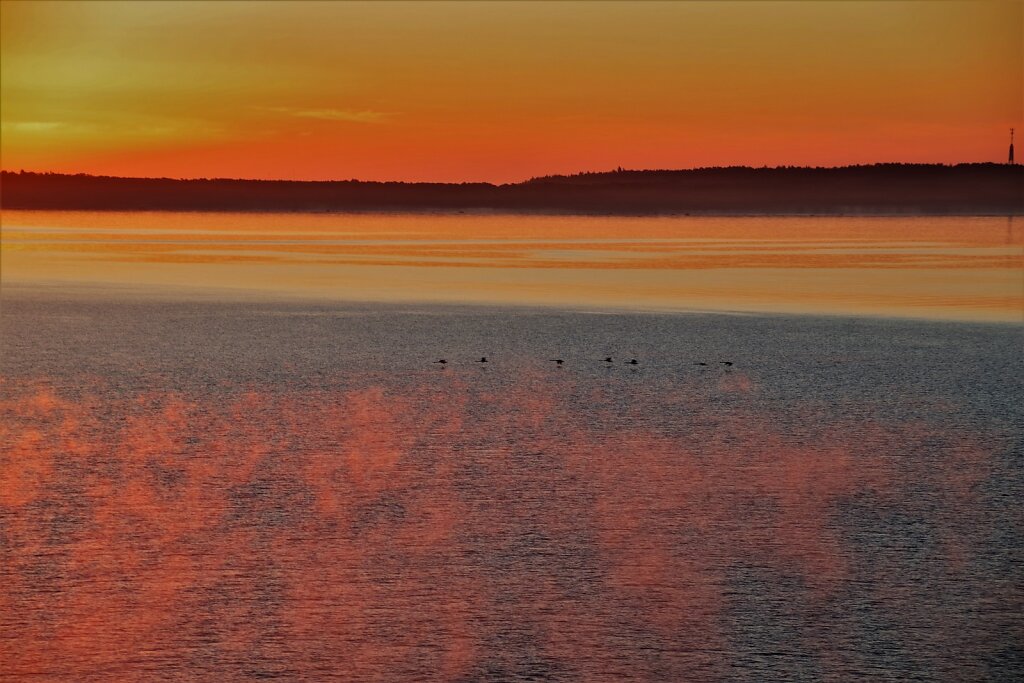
[550, 359, 564, 366]
[478, 357, 488, 363]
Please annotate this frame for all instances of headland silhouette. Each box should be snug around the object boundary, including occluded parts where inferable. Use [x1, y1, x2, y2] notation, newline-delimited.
[2, 164, 1020, 215]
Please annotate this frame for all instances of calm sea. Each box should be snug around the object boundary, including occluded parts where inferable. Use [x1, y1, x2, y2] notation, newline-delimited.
[1, 212, 1022, 680]
[2, 211, 1022, 321]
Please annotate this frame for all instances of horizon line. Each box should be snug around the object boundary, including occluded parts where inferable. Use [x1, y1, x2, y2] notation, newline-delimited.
[1, 161, 1016, 186]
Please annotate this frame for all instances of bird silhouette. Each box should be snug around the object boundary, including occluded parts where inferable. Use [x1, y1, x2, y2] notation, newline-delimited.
[603, 357, 613, 363]
[550, 359, 564, 366]
[477, 357, 488, 363]
[720, 361, 733, 366]
[694, 362, 707, 366]
[434, 359, 447, 365]
[628, 359, 639, 365]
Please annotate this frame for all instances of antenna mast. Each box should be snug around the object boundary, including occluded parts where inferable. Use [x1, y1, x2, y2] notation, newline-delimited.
[1010, 128, 1016, 165]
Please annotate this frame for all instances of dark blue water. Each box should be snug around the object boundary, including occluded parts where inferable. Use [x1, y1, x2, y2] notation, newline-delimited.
[1, 288, 1021, 681]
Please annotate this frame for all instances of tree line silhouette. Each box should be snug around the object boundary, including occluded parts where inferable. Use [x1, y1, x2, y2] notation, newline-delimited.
[2, 164, 1020, 214]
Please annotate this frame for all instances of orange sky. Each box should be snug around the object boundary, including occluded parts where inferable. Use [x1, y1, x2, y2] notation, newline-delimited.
[1, 1, 1021, 182]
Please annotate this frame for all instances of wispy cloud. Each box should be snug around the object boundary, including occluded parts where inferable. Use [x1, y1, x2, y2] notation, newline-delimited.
[263, 107, 393, 124]
[1, 121, 67, 132]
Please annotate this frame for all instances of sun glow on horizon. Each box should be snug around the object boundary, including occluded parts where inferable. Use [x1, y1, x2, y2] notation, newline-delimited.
[1, 1, 1021, 183]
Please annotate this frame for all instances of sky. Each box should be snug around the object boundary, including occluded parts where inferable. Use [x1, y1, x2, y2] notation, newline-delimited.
[1, 1, 1021, 183]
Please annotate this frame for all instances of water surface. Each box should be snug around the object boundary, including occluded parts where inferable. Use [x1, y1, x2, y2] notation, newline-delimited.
[3, 211, 1021, 321]
[2, 211, 1021, 679]
[1, 291, 1021, 680]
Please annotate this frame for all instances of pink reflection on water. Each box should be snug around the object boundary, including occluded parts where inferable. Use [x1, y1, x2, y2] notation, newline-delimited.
[0, 376, 996, 679]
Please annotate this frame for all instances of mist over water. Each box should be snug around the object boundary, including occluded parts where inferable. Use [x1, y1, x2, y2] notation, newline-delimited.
[2, 293, 1021, 681]
[3, 212, 1022, 321]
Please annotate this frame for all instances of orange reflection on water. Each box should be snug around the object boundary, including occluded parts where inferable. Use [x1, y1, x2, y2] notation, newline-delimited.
[2, 211, 1021, 321]
[0, 374, 998, 680]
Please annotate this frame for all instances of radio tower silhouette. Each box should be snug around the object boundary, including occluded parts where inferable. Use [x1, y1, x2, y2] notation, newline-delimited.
[1010, 128, 1015, 165]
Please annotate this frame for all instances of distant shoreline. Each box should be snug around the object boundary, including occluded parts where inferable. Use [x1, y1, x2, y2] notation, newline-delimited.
[2, 164, 1021, 215]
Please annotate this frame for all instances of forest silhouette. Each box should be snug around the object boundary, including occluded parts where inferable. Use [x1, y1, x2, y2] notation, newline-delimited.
[2, 164, 1020, 214]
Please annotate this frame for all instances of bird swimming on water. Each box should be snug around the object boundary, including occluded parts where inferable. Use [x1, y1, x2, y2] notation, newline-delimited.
[478, 357, 488, 363]
[628, 359, 639, 365]
[550, 359, 564, 366]
[434, 359, 447, 365]
[603, 357, 613, 363]
[720, 361, 733, 366]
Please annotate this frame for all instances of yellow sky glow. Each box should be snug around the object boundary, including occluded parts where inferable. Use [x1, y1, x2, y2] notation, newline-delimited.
[1, 1, 1021, 182]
